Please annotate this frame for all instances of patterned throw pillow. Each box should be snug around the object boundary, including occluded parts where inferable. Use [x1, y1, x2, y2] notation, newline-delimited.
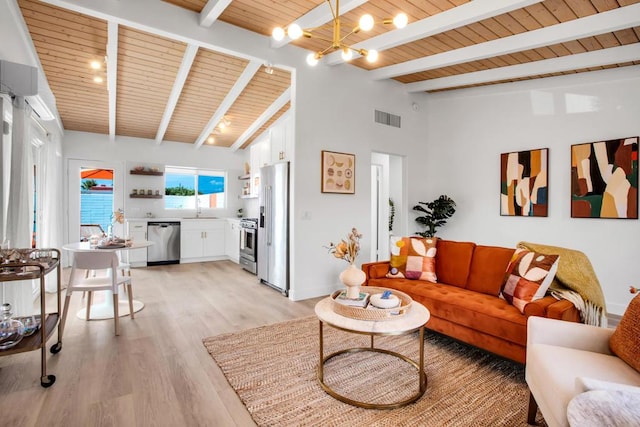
[609, 294, 640, 372]
[501, 248, 559, 313]
[386, 236, 437, 282]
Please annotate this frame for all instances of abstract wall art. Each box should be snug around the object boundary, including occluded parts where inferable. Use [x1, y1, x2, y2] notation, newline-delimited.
[500, 148, 549, 217]
[571, 137, 638, 219]
[321, 150, 355, 194]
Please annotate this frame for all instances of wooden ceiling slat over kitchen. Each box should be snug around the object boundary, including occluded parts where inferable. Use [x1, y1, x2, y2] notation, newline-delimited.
[19, 0, 109, 134]
[164, 48, 249, 144]
[116, 26, 187, 140]
[213, 66, 291, 148]
[241, 102, 291, 150]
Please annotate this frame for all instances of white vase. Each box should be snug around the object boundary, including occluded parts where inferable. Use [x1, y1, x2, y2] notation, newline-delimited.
[339, 264, 366, 299]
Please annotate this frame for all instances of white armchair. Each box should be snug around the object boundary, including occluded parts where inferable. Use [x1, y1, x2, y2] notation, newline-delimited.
[525, 316, 640, 427]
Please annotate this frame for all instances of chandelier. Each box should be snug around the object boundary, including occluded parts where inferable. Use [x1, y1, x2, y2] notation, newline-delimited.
[272, 0, 408, 66]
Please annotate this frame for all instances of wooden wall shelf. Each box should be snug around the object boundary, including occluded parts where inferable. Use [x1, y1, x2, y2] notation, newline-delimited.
[130, 170, 164, 176]
[130, 194, 163, 199]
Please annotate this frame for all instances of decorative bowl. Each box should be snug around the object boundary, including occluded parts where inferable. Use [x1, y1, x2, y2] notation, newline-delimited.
[133, 166, 145, 172]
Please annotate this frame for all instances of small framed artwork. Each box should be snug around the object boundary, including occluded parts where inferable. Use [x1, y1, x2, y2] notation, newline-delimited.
[321, 150, 355, 194]
[571, 136, 638, 219]
[500, 148, 549, 217]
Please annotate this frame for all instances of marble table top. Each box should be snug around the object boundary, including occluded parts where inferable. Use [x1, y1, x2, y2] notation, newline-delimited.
[314, 297, 430, 334]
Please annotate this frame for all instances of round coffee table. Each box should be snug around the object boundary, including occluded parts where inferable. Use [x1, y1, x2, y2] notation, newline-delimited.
[314, 296, 430, 409]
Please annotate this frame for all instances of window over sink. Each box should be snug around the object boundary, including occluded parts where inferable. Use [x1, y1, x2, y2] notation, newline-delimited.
[165, 167, 226, 210]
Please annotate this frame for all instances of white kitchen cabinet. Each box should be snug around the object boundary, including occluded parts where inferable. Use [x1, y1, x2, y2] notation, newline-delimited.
[249, 139, 270, 197]
[126, 221, 148, 267]
[269, 118, 292, 163]
[180, 219, 226, 263]
[225, 219, 240, 263]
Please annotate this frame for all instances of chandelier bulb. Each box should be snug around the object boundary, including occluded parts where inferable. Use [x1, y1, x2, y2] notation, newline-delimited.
[341, 48, 353, 62]
[366, 49, 379, 63]
[359, 14, 374, 32]
[393, 13, 408, 29]
[287, 23, 303, 40]
[272, 27, 285, 41]
[306, 53, 319, 66]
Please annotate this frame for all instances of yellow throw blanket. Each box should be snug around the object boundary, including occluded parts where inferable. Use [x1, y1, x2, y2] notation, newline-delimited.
[518, 241, 607, 327]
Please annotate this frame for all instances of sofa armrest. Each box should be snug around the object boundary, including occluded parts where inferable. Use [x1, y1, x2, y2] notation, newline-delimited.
[360, 261, 390, 284]
[527, 316, 614, 355]
[525, 296, 581, 322]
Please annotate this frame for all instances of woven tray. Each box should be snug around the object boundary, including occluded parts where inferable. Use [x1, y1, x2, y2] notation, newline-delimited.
[330, 286, 412, 321]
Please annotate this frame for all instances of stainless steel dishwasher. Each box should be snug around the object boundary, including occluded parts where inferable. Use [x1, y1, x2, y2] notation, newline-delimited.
[147, 221, 180, 265]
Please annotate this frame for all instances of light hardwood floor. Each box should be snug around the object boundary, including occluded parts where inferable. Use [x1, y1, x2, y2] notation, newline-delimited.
[0, 261, 323, 426]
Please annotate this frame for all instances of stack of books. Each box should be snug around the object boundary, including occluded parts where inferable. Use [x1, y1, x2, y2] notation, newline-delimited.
[334, 291, 370, 307]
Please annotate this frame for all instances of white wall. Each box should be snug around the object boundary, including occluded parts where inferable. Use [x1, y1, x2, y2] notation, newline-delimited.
[290, 63, 429, 300]
[424, 66, 640, 315]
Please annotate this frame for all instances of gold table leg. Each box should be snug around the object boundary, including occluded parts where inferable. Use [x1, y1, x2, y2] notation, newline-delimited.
[317, 322, 427, 409]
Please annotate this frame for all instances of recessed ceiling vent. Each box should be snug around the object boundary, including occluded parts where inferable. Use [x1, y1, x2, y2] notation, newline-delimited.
[374, 109, 401, 128]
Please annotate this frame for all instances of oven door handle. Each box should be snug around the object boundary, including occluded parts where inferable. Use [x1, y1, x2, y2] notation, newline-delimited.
[240, 228, 246, 250]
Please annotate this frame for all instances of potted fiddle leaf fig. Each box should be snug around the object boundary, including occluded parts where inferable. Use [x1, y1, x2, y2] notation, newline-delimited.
[413, 195, 456, 237]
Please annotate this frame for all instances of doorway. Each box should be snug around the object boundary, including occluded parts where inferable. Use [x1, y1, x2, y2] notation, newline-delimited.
[370, 152, 405, 261]
[67, 159, 124, 247]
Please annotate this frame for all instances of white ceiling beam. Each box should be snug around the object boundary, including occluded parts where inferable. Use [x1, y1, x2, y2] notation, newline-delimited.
[231, 87, 291, 151]
[271, 0, 369, 49]
[325, 0, 544, 65]
[199, 0, 233, 27]
[371, 3, 640, 80]
[194, 60, 262, 149]
[155, 44, 198, 144]
[107, 21, 118, 142]
[405, 44, 640, 93]
[37, 0, 271, 64]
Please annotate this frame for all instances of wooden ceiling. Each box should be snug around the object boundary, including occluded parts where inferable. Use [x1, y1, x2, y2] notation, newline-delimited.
[18, 0, 640, 149]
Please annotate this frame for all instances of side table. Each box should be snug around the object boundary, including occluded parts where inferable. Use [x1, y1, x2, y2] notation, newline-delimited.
[314, 296, 430, 409]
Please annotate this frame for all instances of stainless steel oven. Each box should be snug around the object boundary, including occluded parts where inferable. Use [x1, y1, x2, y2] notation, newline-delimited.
[239, 218, 258, 274]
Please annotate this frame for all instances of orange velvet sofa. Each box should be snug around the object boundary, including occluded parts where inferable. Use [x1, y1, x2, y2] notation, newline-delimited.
[361, 239, 581, 364]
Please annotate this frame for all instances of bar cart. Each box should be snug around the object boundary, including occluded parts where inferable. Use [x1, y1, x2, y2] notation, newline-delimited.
[0, 248, 63, 387]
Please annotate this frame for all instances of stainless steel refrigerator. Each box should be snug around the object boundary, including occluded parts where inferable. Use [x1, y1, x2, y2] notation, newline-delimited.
[258, 162, 289, 295]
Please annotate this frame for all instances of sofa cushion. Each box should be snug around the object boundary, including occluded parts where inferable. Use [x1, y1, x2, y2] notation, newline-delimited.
[501, 248, 559, 313]
[610, 294, 640, 372]
[435, 240, 476, 288]
[387, 236, 437, 282]
[368, 277, 528, 346]
[466, 245, 516, 296]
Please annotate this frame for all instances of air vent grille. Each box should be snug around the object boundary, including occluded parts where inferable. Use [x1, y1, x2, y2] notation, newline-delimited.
[374, 110, 401, 128]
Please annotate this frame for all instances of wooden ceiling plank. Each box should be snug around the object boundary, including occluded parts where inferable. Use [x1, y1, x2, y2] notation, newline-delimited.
[405, 43, 640, 92]
[370, 3, 640, 79]
[194, 60, 262, 148]
[155, 44, 199, 144]
[231, 87, 291, 151]
[325, 0, 544, 64]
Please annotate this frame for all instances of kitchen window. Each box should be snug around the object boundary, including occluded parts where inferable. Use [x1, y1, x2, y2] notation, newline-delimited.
[165, 167, 226, 210]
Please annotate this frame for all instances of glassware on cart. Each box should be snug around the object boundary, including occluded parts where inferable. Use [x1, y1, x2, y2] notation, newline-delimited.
[0, 303, 25, 350]
[22, 315, 39, 337]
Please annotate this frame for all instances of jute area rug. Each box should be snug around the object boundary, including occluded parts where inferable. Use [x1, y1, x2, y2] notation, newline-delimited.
[203, 316, 547, 427]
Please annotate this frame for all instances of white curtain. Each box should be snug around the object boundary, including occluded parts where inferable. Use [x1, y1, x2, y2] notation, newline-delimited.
[3, 96, 34, 315]
[37, 129, 63, 292]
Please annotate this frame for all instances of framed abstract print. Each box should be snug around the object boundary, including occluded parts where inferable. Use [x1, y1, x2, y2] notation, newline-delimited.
[501, 148, 549, 217]
[321, 150, 355, 194]
[571, 137, 638, 219]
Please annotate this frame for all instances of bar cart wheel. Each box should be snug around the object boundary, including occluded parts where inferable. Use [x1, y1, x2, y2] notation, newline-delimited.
[41, 374, 56, 388]
[50, 342, 62, 354]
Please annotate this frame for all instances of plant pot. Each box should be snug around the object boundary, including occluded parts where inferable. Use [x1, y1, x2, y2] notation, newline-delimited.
[339, 264, 366, 299]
